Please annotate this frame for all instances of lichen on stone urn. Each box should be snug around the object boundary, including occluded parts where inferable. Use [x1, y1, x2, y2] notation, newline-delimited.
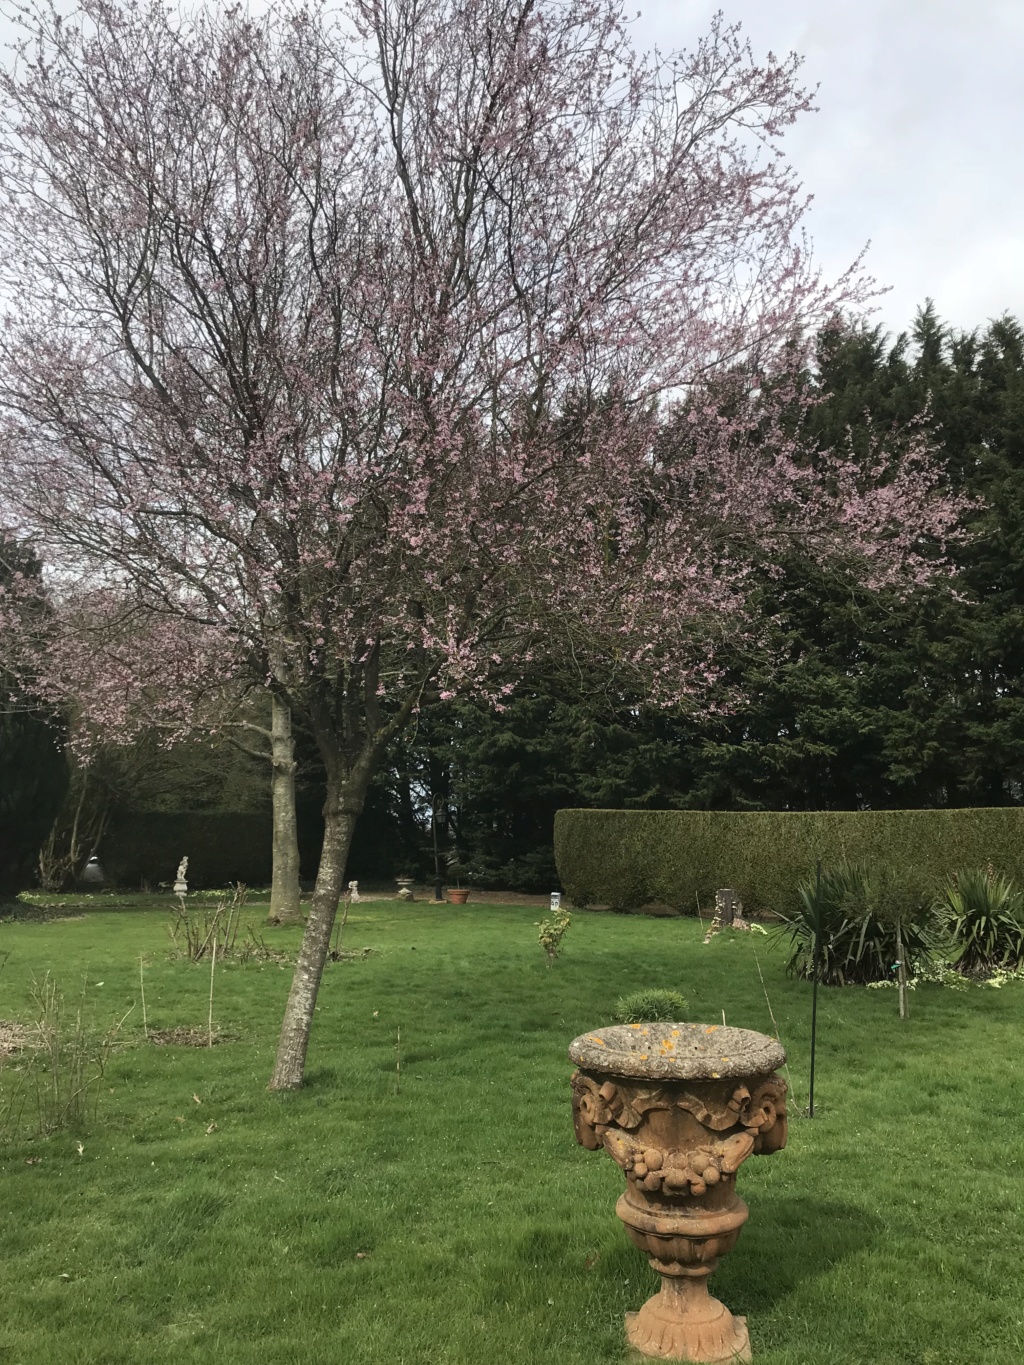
[569, 1021, 788, 1364]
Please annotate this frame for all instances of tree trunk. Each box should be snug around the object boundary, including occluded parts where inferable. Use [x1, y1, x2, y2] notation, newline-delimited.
[268, 657, 427, 1091]
[268, 784, 358, 1090]
[268, 694, 303, 924]
[896, 918, 909, 1020]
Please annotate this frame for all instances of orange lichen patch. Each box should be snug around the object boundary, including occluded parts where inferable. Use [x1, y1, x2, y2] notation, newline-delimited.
[639, 1055, 649, 1060]
[629, 1024, 642, 1030]
[705, 1026, 719, 1034]
[641, 1028, 649, 1035]
[588, 1036, 606, 1046]
[711, 1071, 720, 1078]
[671, 1029, 680, 1036]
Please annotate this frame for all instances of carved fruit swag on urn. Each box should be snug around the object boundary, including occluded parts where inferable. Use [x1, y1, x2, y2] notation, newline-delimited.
[569, 1022, 787, 1364]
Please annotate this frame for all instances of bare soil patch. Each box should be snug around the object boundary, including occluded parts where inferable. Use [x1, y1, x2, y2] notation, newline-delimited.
[0, 1021, 36, 1057]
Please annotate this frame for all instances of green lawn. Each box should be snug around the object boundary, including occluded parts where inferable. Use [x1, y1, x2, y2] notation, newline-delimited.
[1, 896, 1022, 1365]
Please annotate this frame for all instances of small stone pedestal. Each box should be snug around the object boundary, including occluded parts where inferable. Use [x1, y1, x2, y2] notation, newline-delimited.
[569, 1023, 788, 1364]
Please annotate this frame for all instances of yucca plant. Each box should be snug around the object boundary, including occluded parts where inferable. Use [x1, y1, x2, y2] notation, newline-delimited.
[935, 868, 1024, 976]
[776, 863, 934, 986]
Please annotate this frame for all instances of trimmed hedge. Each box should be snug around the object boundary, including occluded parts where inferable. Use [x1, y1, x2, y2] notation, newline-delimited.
[101, 812, 273, 889]
[553, 807, 1024, 918]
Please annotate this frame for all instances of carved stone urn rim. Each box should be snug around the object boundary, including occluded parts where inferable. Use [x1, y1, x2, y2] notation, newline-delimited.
[568, 1022, 786, 1080]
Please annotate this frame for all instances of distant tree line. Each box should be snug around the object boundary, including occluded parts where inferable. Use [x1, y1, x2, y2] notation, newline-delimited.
[348, 304, 1024, 889]
[6, 304, 1023, 894]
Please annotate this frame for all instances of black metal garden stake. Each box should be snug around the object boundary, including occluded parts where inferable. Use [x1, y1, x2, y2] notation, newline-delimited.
[432, 793, 444, 903]
[808, 859, 822, 1118]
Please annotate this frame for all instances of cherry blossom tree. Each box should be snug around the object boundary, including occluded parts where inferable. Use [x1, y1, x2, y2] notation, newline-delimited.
[0, 0, 965, 1088]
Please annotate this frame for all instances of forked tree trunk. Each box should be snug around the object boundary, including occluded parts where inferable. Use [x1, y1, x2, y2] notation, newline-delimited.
[268, 694, 303, 924]
[268, 785, 358, 1090]
[269, 664, 423, 1091]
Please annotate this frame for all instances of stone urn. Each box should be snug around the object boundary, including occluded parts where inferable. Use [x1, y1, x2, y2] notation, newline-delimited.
[569, 1022, 787, 1364]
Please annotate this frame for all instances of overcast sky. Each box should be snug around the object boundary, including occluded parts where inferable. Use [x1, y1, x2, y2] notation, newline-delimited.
[632, 0, 1024, 340]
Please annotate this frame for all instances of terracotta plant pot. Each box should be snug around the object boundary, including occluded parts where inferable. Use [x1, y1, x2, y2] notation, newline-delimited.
[569, 1022, 787, 1364]
[447, 888, 470, 904]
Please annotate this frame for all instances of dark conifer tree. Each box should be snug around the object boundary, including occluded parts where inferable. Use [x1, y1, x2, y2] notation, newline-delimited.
[351, 306, 1024, 885]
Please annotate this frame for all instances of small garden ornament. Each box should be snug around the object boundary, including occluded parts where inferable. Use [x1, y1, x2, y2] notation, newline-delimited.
[569, 1022, 787, 1362]
[81, 855, 104, 885]
[173, 855, 188, 897]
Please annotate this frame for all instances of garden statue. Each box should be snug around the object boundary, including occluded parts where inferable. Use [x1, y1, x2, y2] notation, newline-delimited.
[173, 856, 188, 897]
[569, 1022, 787, 1363]
[348, 880, 360, 903]
[81, 855, 104, 884]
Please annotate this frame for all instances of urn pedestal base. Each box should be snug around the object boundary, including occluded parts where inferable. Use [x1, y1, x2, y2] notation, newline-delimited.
[615, 1193, 750, 1362]
[626, 1276, 750, 1363]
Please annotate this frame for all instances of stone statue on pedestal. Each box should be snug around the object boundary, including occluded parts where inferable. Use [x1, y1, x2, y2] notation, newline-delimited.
[173, 856, 189, 897]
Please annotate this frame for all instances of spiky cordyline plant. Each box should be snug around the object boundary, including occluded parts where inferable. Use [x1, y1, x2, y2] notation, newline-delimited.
[778, 862, 935, 986]
[935, 868, 1024, 976]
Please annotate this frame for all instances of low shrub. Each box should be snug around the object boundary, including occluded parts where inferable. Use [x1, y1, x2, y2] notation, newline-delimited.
[776, 863, 934, 986]
[935, 868, 1024, 976]
[168, 883, 248, 961]
[614, 987, 688, 1023]
[1, 974, 128, 1139]
[537, 906, 571, 964]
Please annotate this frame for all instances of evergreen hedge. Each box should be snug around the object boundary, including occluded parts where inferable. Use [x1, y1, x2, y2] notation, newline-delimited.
[553, 807, 1024, 918]
[102, 812, 273, 889]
